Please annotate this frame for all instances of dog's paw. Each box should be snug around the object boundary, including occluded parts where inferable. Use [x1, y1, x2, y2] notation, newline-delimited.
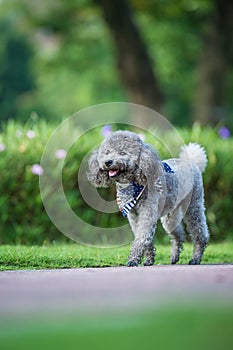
[189, 258, 200, 265]
[143, 259, 154, 266]
[126, 260, 138, 267]
[170, 256, 179, 265]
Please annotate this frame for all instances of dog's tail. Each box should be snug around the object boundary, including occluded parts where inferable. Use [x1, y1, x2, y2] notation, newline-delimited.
[179, 143, 208, 173]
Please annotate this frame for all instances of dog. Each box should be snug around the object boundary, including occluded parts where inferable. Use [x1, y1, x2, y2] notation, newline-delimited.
[87, 130, 209, 266]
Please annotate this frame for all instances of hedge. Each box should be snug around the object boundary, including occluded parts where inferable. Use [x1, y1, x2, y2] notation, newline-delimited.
[0, 120, 232, 244]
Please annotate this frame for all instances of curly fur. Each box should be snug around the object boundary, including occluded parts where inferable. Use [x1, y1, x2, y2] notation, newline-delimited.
[87, 130, 209, 266]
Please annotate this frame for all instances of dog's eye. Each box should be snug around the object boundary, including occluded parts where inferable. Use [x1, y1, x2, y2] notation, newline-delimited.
[119, 151, 126, 156]
[105, 150, 110, 155]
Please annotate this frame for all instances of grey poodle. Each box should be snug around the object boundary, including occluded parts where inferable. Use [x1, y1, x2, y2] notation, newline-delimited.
[87, 130, 209, 266]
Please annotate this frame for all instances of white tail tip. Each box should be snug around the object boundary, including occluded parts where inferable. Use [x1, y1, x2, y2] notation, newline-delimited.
[179, 143, 208, 173]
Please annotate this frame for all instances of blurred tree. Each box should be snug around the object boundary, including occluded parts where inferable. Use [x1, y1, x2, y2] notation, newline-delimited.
[94, 0, 163, 112]
[194, 0, 233, 125]
[14, 0, 126, 120]
[0, 20, 34, 121]
[1, 0, 233, 128]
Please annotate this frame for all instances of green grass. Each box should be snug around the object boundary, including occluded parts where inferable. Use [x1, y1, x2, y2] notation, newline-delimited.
[1, 306, 233, 350]
[0, 242, 232, 271]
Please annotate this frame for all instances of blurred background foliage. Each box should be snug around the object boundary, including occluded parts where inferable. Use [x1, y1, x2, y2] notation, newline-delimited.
[0, 0, 233, 127]
[0, 121, 232, 244]
[0, 0, 233, 244]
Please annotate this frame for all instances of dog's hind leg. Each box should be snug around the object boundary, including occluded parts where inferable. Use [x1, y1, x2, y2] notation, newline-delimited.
[161, 207, 185, 264]
[184, 205, 209, 265]
[169, 224, 185, 264]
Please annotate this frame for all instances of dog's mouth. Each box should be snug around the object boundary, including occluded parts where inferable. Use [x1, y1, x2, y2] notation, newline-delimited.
[102, 160, 129, 178]
[108, 168, 120, 178]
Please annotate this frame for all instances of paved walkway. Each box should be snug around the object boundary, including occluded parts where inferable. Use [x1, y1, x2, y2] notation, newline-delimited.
[0, 265, 233, 316]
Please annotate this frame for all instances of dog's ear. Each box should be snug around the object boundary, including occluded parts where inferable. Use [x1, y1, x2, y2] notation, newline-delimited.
[86, 148, 112, 188]
[135, 144, 161, 185]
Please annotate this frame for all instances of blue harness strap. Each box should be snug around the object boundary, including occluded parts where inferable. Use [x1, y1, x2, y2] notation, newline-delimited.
[162, 162, 174, 173]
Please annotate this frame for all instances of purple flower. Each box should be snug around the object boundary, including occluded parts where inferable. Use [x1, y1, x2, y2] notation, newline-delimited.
[27, 130, 36, 139]
[218, 126, 230, 139]
[0, 143, 6, 152]
[31, 164, 44, 176]
[55, 149, 67, 159]
[101, 125, 112, 138]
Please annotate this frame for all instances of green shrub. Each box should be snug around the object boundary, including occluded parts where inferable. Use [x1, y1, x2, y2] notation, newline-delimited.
[0, 120, 232, 244]
[180, 124, 233, 242]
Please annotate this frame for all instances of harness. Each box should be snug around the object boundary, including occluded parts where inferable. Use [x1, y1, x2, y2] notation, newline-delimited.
[117, 162, 174, 218]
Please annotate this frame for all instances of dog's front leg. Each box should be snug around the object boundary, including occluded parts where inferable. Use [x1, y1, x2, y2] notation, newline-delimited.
[127, 201, 158, 267]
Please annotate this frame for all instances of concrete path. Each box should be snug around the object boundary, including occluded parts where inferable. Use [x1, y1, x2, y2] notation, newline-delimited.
[0, 265, 233, 316]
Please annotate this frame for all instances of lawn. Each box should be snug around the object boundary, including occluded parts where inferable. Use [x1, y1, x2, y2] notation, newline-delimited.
[1, 305, 233, 350]
[0, 242, 232, 271]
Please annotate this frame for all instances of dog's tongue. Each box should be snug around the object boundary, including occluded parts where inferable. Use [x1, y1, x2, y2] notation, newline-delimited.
[109, 169, 118, 177]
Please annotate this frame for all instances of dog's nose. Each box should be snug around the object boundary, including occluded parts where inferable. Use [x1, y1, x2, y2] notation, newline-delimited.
[105, 159, 113, 167]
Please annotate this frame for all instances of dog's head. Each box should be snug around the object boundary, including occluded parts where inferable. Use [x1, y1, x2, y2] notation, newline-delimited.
[87, 130, 160, 187]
